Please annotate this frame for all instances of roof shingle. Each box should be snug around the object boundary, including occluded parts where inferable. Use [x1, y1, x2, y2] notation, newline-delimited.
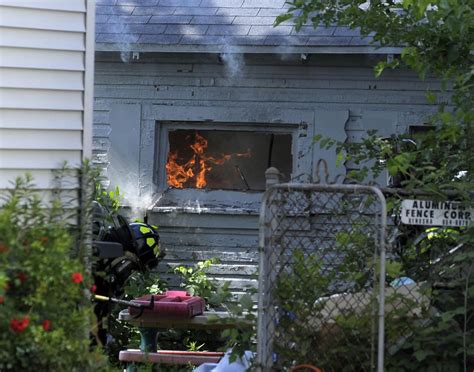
[242, 0, 285, 8]
[164, 24, 208, 35]
[108, 15, 151, 23]
[149, 15, 192, 24]
[201, 0, 244, 6]
[216, 7, 257, 16]
[95, 0, 386, 52]
[159, 0, 201, 6]
[132, 6, 175, 15]
[96, 5, 135, 15]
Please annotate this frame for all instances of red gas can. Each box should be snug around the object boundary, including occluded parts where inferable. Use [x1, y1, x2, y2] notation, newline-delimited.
[129, 291, 205, 318]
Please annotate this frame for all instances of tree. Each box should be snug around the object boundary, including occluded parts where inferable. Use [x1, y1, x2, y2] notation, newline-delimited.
[278, 0, 472, 96]
[277, 0, 473, 193]
[276, 2, 474, 370]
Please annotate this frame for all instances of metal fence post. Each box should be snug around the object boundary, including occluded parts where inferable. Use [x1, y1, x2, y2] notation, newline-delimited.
[257, 168, 281, 371]
[265, 167, 281, 188]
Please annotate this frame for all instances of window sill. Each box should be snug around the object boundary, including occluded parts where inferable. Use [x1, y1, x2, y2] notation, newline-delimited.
[151, 188, 262, 215]
[150, 206, 259, 216]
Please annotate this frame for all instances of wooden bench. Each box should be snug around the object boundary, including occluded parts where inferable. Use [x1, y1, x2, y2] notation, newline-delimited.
[118, 309, 252, 369]
[118, 309, 243, 330]
[119, 349, 224, 365]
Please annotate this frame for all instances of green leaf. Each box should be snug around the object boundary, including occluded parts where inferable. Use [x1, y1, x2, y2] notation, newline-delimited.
[416, 0, 433, 17]
[386, 158, 399, 176]
[274, 13, 293, 26]
[386, 260, 403, 278]
[426, 91, 437, 104]
[374, 62, 386, 78]
[336, 151, 344, 167]
[227, 303, 242, 315]
[207, 314, 220, 322]
[414, 349, 433, 362]
[240, 294, 253, 310]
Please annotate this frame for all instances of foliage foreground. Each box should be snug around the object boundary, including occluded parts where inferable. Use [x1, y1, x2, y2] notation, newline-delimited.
[271, 1, 474, 370]
[0, 176, 107, 371]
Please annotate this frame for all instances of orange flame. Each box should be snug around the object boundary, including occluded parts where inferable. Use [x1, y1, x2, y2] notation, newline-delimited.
[166, 132, 250, 189]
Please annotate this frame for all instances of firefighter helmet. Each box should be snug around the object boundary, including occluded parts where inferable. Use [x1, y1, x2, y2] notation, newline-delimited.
[129, 222, 162, 269]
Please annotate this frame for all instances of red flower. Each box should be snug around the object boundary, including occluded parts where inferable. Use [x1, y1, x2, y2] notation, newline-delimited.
[71, 272, 83, 284]
[0, 296, 4, 304]
[17, 272, 27, 284]
[10, 317, 29, 333]
[90, 284, 97, 293]
[42, 320, 51, 332]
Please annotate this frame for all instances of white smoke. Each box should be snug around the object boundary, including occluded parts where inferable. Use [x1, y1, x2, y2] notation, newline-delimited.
[220, 46, 245, 78]
[275, 46, 310, 63]
[120, 51, 132, 63]
[107, 149, 159, 221]
[102, 5, 135, 64]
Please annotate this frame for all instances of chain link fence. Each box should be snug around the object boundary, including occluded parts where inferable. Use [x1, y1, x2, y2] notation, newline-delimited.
[256, 183, 387, 371]
[382, 192, 473, 371]
[256, 176, 473, 371]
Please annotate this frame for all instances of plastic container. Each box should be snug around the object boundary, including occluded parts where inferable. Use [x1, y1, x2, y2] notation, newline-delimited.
[129, 290, 205, 318]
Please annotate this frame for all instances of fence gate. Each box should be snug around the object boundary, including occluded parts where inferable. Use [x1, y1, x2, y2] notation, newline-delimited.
[257, 183, 387, 372]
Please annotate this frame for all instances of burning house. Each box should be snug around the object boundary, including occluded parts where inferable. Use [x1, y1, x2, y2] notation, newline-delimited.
[93, 0, 440, 292]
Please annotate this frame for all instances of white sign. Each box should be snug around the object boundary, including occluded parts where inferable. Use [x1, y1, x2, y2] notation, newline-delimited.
[401, 199, 473, 227]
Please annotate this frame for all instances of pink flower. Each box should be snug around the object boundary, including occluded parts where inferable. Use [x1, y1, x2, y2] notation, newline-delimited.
[71, 272, 83, 284]
[10, 317, 29, 333]
[42, 320, 51, 332]
[90, 284, 97, 293]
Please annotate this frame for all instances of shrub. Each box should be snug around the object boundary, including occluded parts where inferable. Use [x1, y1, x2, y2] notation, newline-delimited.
[0, 175, 107, 370]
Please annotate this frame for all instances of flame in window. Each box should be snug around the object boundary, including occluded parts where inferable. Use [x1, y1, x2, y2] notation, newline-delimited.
[166, 132, 251, 189]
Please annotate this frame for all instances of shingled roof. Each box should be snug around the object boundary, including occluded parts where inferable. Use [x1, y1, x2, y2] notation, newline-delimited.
[95, 0, 398, 54]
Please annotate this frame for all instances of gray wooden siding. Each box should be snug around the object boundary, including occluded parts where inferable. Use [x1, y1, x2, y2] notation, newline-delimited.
[0, 0, 94, 202]
[149, 211, 259, 295]
[93, 52, 440, 289]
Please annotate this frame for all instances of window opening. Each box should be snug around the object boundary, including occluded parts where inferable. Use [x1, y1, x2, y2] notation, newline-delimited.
[166, 129, 292, 191]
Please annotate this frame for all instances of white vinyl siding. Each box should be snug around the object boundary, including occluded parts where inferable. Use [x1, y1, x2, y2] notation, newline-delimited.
[0, 109, 83, 130]
[0, 27, 85, 51]
[0, 6, 86, 32]
[0, 0, 85, 12]
[0, 150, 82, 169]
[0, 129, 83, 150]
[0, 47, 85, 70]
[0, 0, 94, 200]
[0, 89, 84, 110]
[0, 68, 84, 90]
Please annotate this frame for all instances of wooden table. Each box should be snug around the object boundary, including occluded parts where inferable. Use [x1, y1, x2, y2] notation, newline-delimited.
[118, 309, 248, 352]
